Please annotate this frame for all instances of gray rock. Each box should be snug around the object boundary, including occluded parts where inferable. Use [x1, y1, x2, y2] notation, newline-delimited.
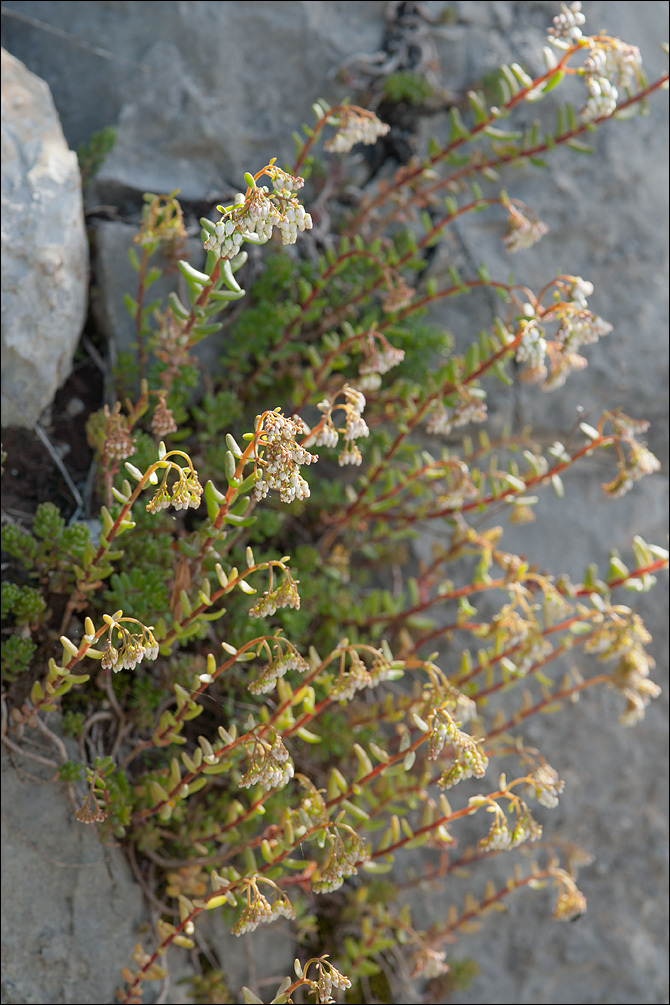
[1, 48, 89, 428]
[1, 743, 145, 1004]
[0, 1, 389, 201]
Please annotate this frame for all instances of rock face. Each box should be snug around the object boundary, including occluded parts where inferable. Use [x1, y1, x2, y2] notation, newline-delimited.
[1, 745, 146, 1005]
[0, 3, 667, 1005]
[1, 48, 89, 428]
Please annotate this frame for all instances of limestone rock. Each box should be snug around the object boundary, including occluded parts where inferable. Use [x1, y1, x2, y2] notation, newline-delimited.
[1, 48, 89, 429]
[0, 744, 145, 1004]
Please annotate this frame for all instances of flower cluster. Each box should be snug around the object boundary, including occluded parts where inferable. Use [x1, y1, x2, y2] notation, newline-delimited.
[382, 274, 415, 313]
[602, 437, 661, 499]
[585, 610, 660, 725]
[585, 609, 651, 660]
[204, 165, 312, 258]
[135, 191, 186, 249]
[410, 946, 450, 982]
[613, 648, 661, 727]
[253, 410, 317, 504]
[553, 879, 587, 922]
[478, 801, 542, 852]
[515, 282, 613, 390]
[488, 604, 533, 650]
[151, 393, 177, 437]
[75, 771, 107, 824]
[104, 404, 135, 463]
[101, 618, 159, 672]
[542, 585, 575, 626]
[598, 411, 661, 499]
[515, 318, 548, 373]
[425, 704, 478, 761]
[324, 105, 390, 153]
[549, 3, 644, 122]
[311, 826, 369, 894]
[542, 303, 613, 392]
[529, 762, 566, 809]
[330, 652, 374, 703]
[357, 330, 405, 390]
[580, 36, 644, 122]
[547, 1, 586, 45]
[312, 960, 352, 1004]
[421, 704, 489, 789]
[502, 198, 549, 253]
[437, 726, 489, 790]
[231, 878, 295, 937]
[426, 389, 488, 437]
[328, 646, 392, 703]
[309, 385, 370, 467]
[248, 645, 309, 695]
[146, 463, 203, 513]
[239, 729, 294, 791]
[248, 573, 301, 619]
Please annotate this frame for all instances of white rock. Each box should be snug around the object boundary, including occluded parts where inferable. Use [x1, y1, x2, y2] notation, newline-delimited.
[1, 48, 88, 428]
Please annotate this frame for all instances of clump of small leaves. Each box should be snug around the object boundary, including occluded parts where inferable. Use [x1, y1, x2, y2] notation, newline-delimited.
[77, 125, 117, 189]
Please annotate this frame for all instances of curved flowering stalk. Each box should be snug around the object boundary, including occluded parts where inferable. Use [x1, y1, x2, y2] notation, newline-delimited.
[252, 410, 318, 504]
[247, 636, 309, 695]
[18, 610, 159, 723]
[293, 99, 390, 175]
[304, 384, 370, 468]
[469, 786, 543, 853]
[238, 728, 295, 792]
[139, 448, 203, 514]
[310, 821, 370, 894]
[231, 876, 296, 936]
[422, 862, 588, 952]
[204, 160, 312, 259]
[99, 612, 159, 671]
[293, 324, 406, 409]
[241, 956, 352, 1005]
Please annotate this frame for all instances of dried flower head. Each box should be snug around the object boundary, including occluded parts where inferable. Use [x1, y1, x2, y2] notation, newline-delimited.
[151, 393, 177, 437]
[104, 404, 135, 463]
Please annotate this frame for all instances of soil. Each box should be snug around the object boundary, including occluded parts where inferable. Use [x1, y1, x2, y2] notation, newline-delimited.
[2, 352, 104, 525]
